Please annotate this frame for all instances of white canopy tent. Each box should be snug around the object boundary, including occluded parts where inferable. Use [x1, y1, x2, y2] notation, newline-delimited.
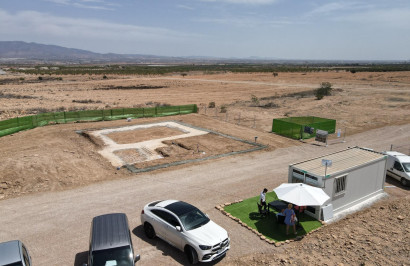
[273, 183, 330, 206]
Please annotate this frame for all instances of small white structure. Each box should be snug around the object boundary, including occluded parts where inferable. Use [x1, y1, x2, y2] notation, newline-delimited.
[288, 146, 387, 222]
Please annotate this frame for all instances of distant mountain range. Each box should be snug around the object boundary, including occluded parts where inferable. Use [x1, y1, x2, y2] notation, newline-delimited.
[0, 41, 285, 64]
[0, 41, 406, 65]
[0, 41, 192, 64]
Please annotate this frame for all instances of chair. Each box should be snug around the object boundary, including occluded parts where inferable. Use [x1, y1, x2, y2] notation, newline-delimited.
[257, 202, 269, 217]
[274, 213, 285, 225]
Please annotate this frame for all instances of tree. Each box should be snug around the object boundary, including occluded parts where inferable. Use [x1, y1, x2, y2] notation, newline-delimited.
[315, 82, 333, 100]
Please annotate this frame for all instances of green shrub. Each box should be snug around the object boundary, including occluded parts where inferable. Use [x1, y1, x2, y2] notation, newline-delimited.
[251, 94, 259, 106]
[208, 102, 215, 108]
[220, 105, 227, 113]
[315, 82, 333, 100]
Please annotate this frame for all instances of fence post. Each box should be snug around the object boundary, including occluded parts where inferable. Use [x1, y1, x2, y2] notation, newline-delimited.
[390, 144, 393, 151]
[343, 127, 346, 142]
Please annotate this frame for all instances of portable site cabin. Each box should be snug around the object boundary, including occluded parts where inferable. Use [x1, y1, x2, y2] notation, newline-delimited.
[288, 147, 387, 222]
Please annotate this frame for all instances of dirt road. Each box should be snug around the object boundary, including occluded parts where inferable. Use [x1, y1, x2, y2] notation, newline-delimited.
[0, 123, 409, 265]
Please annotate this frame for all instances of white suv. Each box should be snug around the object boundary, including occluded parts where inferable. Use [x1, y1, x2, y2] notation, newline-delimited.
[140, 200, 230, 264]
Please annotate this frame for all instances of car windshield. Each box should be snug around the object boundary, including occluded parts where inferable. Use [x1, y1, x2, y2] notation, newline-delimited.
[92, 246, 133, 266]
[179, 208, 210, 231]
[403, 163, 410, 172]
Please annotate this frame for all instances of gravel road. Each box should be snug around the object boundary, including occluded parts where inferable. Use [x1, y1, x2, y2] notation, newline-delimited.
[0, 124, 409, 265]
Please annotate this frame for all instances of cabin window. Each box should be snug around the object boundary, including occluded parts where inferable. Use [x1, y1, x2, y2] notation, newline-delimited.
[305, 174, 318, 181]
[292, 169, 304, 183]
[293, 169, 304, 176]
[334, 175, 347, 195]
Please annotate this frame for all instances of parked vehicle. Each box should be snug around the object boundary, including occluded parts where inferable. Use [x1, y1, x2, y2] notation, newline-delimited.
[84, 213, 140, 266]
[0, 240, 32, 266]
[384, 151, 410, 186]
[141, 200, 230, 264]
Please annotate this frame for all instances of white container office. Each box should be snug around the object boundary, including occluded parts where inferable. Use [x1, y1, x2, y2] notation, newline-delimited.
[288, 147, 387, 222]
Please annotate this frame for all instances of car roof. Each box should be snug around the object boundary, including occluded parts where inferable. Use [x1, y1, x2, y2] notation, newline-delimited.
[154, 199, 178, 208]
[385, 151, 410, 162]
[154, 200, 197, 217]
[91, 213, 131, 252]
[385, 151, 405, 156]
[0, 240, 23, 265]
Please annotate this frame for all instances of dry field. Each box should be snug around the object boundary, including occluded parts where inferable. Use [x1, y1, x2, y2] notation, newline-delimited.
[1, 71, 409, 135]
[0, 70, 409, 265]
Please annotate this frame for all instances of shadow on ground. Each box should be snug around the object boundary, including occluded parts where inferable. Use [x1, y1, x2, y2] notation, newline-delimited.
[74, 251, 88, 266]
[132, 225, 225, 265]
[386, 176, 410, 191]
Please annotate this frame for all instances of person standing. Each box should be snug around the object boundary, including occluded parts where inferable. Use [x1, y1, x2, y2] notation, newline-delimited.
[260, 188, 268, 210]
[284, 203, 297, 235]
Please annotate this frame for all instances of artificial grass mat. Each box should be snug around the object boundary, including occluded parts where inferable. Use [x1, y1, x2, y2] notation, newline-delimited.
[224, 191, 322, 242]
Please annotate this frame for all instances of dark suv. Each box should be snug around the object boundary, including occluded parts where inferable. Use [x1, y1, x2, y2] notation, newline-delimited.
[84, 213, 140, 266]
[0, 240, 32, 266]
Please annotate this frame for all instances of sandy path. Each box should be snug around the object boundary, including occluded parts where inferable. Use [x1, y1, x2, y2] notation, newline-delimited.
[0, 123, 409, 265]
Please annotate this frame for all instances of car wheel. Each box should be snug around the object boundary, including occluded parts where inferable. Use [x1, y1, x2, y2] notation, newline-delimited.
[401, 178, 408, 186]
[144, 222, 156, 239]
[185, 246, 198, 265]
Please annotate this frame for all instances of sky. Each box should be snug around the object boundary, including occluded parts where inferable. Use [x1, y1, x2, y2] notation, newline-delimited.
[1, 0, 410, 60]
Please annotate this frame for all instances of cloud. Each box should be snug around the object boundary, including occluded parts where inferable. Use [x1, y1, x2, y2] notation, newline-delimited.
[195, 16, 297, 28]
[333, 8, 410, 28]
[43, 0, 117, 11]
[177, 4, 195, 10]
[200, 0, 278, 5]
[0, 9, 201, 53]
[307, 2, 371, 16]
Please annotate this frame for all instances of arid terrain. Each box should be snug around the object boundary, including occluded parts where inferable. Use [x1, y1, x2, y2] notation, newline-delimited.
[0, 70, 409, 265]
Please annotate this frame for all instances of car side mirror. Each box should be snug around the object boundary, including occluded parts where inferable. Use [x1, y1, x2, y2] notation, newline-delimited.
[134, 254, 140, 262]
[205, 213, 209, 218]
[83, 264, 88, 266]
[176, 226, 182, 232]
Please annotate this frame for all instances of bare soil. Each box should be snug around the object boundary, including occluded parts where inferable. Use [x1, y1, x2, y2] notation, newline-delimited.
[107, 126, 186, 144]
[133, 132, 258, 169]
[0, 71, 409, 265]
